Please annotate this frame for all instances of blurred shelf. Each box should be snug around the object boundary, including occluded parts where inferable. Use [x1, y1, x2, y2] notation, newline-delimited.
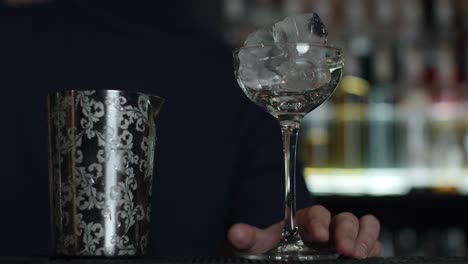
[304, 168, 468, 196]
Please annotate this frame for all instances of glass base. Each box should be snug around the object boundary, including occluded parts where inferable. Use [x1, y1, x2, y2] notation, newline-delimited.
[241, 240, 339, 261]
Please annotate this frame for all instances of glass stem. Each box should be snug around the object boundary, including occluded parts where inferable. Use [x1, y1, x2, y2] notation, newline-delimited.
[280, 120, 301, 243]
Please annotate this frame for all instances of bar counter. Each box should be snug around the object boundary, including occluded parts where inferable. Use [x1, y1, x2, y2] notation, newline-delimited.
[1, 256, 467, 264]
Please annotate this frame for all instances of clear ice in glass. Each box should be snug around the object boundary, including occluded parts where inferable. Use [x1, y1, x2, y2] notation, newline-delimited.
[238, 45, 331, 92]
[243, 13, 328, 46]
[239, 13, 331, 93]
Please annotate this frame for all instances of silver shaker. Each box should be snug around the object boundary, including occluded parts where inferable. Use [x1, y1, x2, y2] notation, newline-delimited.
[48, 90, 164, 257]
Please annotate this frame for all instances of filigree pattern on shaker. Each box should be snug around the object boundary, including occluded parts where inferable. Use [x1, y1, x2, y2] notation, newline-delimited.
[49, 90, 161, 257]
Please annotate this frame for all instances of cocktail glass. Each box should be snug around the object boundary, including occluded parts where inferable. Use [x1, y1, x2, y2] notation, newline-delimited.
[233, 43, 344, 260]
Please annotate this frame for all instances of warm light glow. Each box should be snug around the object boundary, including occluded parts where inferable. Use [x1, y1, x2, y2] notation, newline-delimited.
[304, 168, 468, 196]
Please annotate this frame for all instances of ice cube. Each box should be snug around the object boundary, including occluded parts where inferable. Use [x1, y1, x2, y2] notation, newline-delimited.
[310, 13, 328, 39]
[280, 59, 331, 91]
[272, 13, 328, 44]
[278, 44, 331, 91]
[238, 12, 331, 91]
[237, 49, 262, 89]
[243, 13, 328, 46]
[237, 47, 283, 89]
[244, 28, 274, 46]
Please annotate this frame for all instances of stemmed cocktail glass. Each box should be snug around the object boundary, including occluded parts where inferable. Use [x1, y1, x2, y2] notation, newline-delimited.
[233, 42, 344, 260]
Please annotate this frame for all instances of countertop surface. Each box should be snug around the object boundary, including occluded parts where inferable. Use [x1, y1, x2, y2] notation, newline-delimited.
[0, 256, 467, 264]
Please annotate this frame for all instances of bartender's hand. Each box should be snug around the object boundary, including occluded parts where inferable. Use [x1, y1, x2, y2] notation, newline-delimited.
[227, 205, 382, 259]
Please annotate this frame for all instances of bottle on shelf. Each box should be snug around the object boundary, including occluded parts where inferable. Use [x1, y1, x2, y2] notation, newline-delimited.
[251, 0, 278, 28]
[222, 0, 247, 46]
[301, 101, 334, 169]
[281, 0, 304, 16]
[368, 41, 399, 168]
[397, 0, 425, 42]
[428, 41, 464, 193]
[397, 44, 432, 189]
[433, 0, 456, 34]
[464, 37, 468, 171]
[373, 0, 397, 35]
[329, 46, 370, 169]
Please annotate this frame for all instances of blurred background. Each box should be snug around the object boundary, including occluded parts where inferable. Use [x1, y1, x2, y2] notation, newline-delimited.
[222, 0, 468, 198]
[219, 0, 468, 257]
[3, 0, 468, 258]
[225, 0, 468, 257]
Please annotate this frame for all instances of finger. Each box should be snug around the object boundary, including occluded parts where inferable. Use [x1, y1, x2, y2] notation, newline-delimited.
[331, 212, 359, 257]
[227, 222, 283, 255]
[368, 240, 383, 257]
[352, 214, 381, 259]
[296, 205, 331, 243]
